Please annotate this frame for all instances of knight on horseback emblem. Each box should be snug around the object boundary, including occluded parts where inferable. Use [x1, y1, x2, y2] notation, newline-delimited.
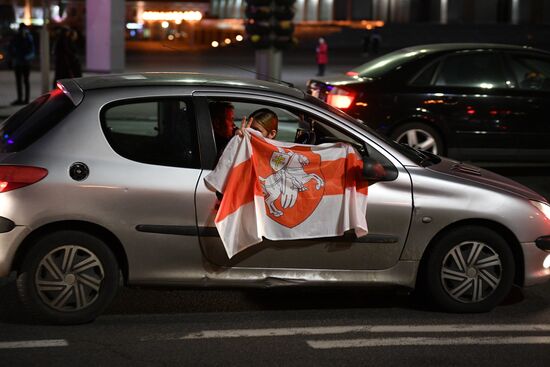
[259, 147, 325, 218]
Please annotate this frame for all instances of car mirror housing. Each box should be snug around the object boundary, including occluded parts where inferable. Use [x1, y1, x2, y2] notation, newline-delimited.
[362, 156, 386, 182]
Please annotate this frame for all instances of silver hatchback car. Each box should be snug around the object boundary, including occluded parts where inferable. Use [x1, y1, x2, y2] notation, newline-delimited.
[1, 73, 550, 324]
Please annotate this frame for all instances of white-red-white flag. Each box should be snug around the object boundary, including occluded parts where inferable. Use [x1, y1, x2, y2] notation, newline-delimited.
[204, 129, 368, 258]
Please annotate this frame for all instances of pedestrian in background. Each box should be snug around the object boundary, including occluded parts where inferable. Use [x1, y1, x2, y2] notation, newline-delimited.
[315, 37, 328, 76]
[53, 27, 82, 88]
[8, 23, 35, 105]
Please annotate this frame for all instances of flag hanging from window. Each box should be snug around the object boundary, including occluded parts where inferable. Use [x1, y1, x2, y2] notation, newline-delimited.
[204, 129, 369, 258]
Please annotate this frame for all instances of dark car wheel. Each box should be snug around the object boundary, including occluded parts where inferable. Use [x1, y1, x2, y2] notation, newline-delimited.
[424, 226, 514, 313]
[16, 231, 120, 324]
[390, 122, 444, 155]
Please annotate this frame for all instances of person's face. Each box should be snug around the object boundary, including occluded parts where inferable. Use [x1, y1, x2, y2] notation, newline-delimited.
[213, 107, 234, 138]
[251, 120, 277, 139]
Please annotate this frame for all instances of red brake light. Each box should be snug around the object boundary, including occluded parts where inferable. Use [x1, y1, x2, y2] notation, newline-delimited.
[346, 71, 359, 77]
[327, 87, 356, 109]
[0, 166, 48, 193]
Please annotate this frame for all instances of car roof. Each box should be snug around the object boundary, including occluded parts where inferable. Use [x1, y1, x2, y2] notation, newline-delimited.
[398, 42, 550, 54]
[57, 72, 305, 106]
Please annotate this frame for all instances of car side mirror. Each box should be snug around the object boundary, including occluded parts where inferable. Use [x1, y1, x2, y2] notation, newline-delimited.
[362, 156, 386, 182]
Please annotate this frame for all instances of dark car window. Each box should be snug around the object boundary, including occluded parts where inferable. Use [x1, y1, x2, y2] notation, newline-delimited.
[434, 52, 508, 89]
[508, 55, 550, 91]
[101, 98, 200, 169]
[0, 89, 75, 153]
[410, 60, 440, 86]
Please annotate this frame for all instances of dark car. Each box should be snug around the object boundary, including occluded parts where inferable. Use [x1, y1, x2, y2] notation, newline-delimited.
[307, 43, 550, 162]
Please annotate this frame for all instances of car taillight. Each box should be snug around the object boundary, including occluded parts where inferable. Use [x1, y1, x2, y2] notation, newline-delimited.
[327, 87, 356, 109]
[0, 166, 48, 193]
[346, 71, 359, 77]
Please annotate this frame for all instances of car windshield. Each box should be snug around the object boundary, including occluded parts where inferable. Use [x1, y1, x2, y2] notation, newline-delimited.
[348, 47, 434, 78]
[306, 95, 441, 166]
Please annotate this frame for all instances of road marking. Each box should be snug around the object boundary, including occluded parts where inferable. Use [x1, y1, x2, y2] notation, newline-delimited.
[307, 336, 550, 349]
[0, 339, 68, 349]
[180, 324, 550, 340]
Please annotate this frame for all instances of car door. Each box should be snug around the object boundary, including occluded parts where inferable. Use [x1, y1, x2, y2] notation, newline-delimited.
[193, 92, 413, 271]
[412, 50, 519, 160]
[98, 96, 203, 280]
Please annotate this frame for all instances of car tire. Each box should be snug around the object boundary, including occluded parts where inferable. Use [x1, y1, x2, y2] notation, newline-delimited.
[16, 231, 120, 325]
[424, 226, 515, 313]
[390, 122, 444, 155]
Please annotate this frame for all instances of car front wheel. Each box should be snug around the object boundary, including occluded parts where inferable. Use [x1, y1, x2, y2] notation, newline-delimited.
[424, 226, 515, 313]
[390, 122, 444, 155]
[16, 231, 120, 324]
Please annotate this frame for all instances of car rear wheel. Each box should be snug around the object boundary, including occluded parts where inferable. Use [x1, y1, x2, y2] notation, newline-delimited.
[424, 226, 514, 313]
[16, 231, 120, 324]
[390, 122, 444, 155]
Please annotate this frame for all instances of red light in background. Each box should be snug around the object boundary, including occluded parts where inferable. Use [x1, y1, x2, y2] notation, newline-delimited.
[326, 86, 356, 110]
[346, 71, 359, 77]
[327, 95, 354, 109]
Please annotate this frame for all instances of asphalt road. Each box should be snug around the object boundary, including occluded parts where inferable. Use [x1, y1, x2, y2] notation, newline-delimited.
[1, 281, 550, 366]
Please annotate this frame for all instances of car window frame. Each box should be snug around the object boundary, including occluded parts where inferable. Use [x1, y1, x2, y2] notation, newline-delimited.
[192, 91, 400, 180]
[410, 49, 512, 91]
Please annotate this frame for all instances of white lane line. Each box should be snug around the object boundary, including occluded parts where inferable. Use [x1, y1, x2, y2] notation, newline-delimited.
[307, 336, 550, 349]
[180, 324, 550, 340]
[0, 339, 69, 350]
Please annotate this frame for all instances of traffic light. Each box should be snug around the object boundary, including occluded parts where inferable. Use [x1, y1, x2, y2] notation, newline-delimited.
[245, 0, 296, 50]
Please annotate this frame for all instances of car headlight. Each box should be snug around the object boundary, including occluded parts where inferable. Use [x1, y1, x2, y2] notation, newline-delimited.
[531, 200, 550, 220]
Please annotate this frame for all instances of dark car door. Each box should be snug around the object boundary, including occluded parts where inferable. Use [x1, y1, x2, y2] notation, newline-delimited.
[422, 50, 521, 161]
[499, 51, 550, 161]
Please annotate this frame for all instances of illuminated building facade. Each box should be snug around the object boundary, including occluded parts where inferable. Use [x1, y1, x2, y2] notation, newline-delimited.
[209, 0, 550, 24]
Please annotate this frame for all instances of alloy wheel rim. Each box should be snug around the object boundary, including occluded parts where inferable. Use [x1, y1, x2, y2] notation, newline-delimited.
[35, 245, 104, 312]
[441, 241, 502, 304]
[396, 129, 438, 154]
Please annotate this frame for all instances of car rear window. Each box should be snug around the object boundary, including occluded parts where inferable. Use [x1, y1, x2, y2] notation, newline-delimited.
[0, 89, 75, 153]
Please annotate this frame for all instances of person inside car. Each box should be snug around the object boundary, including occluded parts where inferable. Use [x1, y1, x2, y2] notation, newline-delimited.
[238, 108, 279, 139]
[210, 101, 238, 154]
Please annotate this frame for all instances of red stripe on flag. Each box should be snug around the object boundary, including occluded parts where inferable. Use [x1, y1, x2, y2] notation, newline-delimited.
[215, 158, 256, 223]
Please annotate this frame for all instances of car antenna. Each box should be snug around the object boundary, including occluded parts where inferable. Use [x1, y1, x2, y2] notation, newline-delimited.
[159, 42, 295, 88]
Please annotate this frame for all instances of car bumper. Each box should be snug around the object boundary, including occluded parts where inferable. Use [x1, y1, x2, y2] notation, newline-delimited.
[0, 225, 30, 277]
[522, 242, 550, 286]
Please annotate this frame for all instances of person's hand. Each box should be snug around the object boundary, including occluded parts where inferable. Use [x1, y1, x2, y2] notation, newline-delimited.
[235, 116, 253, 137]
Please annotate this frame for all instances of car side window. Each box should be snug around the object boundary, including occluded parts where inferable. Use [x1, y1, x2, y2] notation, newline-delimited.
[101, 98, 200, 169]
[410, 60, 440, 86]
[434, 52, 508, 89]
[508, 55, 550, 91]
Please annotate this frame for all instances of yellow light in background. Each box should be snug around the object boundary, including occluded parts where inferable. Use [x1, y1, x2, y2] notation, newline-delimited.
[161, 21, 169, 28]
[544, 255, 550, 269]
[0, 53, 4, 61]
[211, 41, 219, 48]
[167, 34, 175, 41]
[224, 38, 231, 45]
[236, 34, 243, 42]
[175, 19, 182, 25]
[143, 11, 203, 23]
